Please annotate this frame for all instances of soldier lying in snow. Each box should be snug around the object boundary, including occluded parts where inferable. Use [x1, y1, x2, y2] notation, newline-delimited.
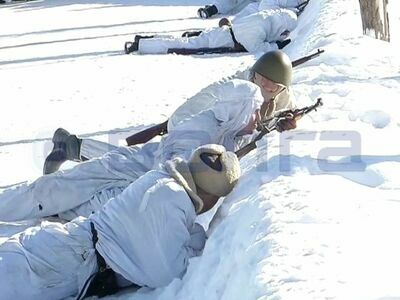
[0, 145, 240, 299]
[197, 0, 308, 20]
[124, 8, 297, 54]
[197, 0, 258, 19]
[0, 51, 296, 223]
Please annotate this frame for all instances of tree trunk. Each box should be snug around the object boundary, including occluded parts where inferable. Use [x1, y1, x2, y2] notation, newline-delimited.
[359, 0, 390, 42]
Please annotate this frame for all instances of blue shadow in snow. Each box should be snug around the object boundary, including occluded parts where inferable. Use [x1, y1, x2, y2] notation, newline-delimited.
[252, 154, 400, 188]
[9, 0, 210, 12]
[0, 17, 199, 39]
[0, 28, 202, 50]
[0, 50, 123, 66]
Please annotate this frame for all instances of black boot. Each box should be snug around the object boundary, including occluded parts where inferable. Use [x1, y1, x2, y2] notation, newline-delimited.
[181, 30, 202, 38]
[124, 41, 139, 54]
[197, 4, 218, 19]
[43, 149, 67, 175]
[134, 35, 154, 43]
[43, 128, 83, 175]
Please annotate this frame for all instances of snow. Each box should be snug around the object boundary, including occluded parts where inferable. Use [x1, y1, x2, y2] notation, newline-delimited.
[1, 0, 400, 299]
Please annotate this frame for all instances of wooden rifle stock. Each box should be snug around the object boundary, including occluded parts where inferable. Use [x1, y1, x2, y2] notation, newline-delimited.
[125, 120, 168, 146]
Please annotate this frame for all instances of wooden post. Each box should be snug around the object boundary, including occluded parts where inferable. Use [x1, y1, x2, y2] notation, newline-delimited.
[359, 0, 390, 42]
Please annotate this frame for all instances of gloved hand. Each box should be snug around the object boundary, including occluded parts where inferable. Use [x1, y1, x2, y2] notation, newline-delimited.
[276, 39, 291, 49]
[188, 223, 207, 255]
[276, 115, 297, 132]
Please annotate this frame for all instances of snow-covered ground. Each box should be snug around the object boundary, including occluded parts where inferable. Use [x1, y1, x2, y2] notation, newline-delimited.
[1, 0, 400, 299]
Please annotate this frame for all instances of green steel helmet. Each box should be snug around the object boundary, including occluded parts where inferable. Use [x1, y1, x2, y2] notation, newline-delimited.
[251, 50, 293, 87]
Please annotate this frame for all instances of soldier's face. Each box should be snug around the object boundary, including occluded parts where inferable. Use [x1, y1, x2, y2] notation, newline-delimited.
[197, 188, 220, 214]
[253, 72, 281, 100]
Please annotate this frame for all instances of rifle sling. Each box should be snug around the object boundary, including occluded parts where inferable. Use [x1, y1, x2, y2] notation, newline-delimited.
[228, 27, 246, 52]
[81, 222, 140, 298]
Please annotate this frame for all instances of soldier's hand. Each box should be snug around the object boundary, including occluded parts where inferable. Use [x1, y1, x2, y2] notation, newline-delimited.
[276, 116, 297, 132]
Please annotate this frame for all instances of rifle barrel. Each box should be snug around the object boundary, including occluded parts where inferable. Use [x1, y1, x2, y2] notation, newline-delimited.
[292, 49, 324, 68]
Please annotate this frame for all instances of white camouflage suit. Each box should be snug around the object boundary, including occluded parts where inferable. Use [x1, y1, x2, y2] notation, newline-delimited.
[0, 79, 263, 222]
[138, 8, 297, 54]
[0, 166, 208, 299]
[234, 0, 308, 19]
[259, 0, 307, 10]
[82, 68, 295, 161]
[82, 67, 294, 164]
[209, 0, 306, 16]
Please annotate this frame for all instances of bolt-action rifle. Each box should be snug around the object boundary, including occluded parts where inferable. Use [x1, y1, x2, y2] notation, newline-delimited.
[235, 98, 323, 159]
[167, 48, 324, 61]
[125, 51, 324, 146]
[167, 46, 245, 55]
